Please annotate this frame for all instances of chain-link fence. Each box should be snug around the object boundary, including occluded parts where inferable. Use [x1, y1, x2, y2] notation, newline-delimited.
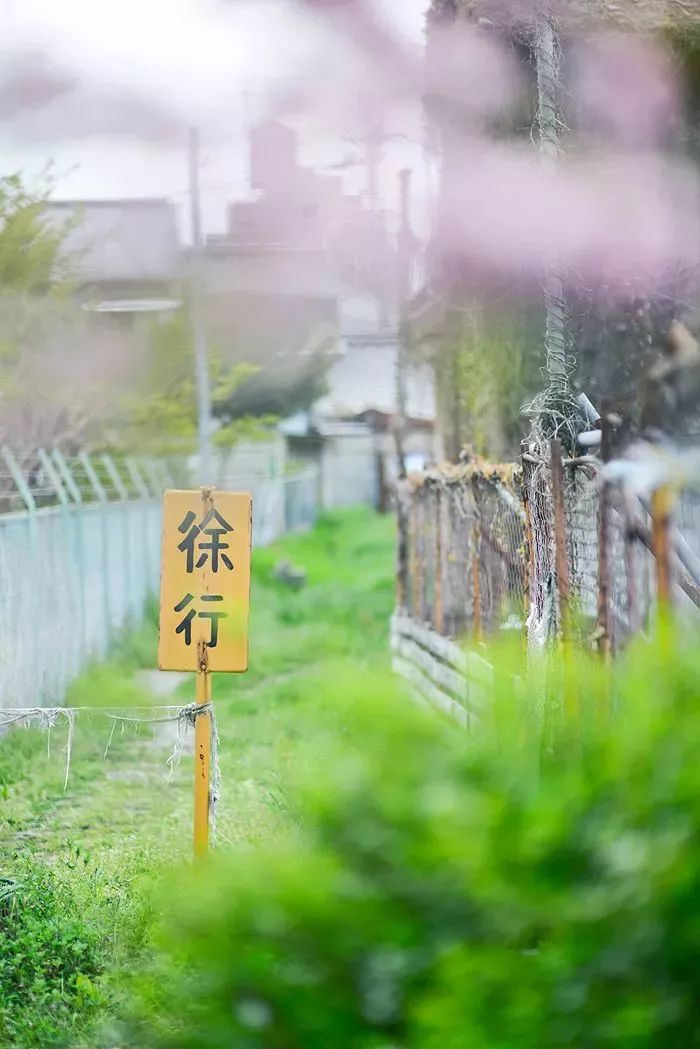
[393, 445, 700, 722]
[520, 444, 700, 654]
[212, 465, 319, 546]
[397, 454, 700, 654]
[0, 447, 327, 711]
[398, 465, 528, 642]
[0, 448, 169, 710]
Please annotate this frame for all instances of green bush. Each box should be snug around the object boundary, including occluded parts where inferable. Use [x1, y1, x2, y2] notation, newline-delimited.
[414, 643, 700, 1048]
[0, 859, 104, 1048]
[124, 641, 700, 1048]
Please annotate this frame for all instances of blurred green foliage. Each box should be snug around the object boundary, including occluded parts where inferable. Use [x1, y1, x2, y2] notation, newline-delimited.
[105, 311, 274, 456]
[7, 506, 700, 1048]
[0, 858, 104, 1048]
[124, 637, 700, 1048]
[433, 306, 542, 461]
[0, 510, 396, 1048]
[0, 170, 70, 293]
[221, 352, 330, 421]
[0, 609, 171, 1049]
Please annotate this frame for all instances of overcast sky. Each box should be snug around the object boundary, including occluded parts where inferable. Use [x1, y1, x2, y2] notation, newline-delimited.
[0, 0, 428, 236]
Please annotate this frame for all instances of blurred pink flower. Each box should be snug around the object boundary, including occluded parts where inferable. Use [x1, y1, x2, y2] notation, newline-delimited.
[571, 34, 680, 146]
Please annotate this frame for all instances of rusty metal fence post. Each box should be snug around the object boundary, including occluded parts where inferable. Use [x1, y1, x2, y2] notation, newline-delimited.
[550, 438, 579, 726]
[550, 439, 570, 643]
[411, 488, 425, 622]
[470, 478, 483, 643]
[396, 463, 532, 647]
[395, 479, 410, 611]
[520, 449, 535, 648]
[434, 484, 445, 635]
[651, 485, 674, 611]
[596, 412, 612, 657]
[622, 491, 640, 639]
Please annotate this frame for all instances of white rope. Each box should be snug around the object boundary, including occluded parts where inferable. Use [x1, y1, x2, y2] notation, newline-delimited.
[0, 704, 203, 727]
[63, 709, 75, 793]
[103, 718, 117, 760]
[0, 704, 218, 830]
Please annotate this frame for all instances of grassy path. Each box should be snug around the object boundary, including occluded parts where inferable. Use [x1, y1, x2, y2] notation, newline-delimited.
[0, 508, 395, 1048]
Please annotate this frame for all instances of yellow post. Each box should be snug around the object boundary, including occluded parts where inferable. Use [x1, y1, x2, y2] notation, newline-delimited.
[194, 668, 211, 858]
[651, 485, 673, 609]
[158, 487, 252, 859]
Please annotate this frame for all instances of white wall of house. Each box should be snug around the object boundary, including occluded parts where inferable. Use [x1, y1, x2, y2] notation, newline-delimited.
[318, 337, 435, 422]
[319, 429, 379, 510]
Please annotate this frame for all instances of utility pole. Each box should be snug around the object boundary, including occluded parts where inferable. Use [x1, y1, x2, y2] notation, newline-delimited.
[395, 168, 412, 479]
[394, 168, 413, 610]
[365, 125, 382, 215]
[188, 126, 213, 484]
[535, 14, 569, 397]
[366, 125, 392, 331]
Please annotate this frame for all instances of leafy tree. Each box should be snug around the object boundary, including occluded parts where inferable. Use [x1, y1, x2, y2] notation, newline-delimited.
[0, 292, 141, 459]
[433, 303, 542, 460]
[0, 171, 271, 460]
[0, 172, 120, 460]
[103, 311, 272, 457]
[221, 351, 330, 420]
[0, 169, 71, 292]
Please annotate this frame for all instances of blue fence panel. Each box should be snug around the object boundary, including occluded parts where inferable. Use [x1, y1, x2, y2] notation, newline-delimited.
[0, 496, 161, 709]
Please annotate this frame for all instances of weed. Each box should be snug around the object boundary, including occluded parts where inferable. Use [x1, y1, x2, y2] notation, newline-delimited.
[0, 857, 103, 1049]
[0, 509, 396, 1047]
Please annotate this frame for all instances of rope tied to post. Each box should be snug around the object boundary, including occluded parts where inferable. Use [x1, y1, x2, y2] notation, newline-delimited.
[0, 702, 222, 842]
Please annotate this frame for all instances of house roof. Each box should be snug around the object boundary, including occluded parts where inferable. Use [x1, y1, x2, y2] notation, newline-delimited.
[44, 198, 181, 284]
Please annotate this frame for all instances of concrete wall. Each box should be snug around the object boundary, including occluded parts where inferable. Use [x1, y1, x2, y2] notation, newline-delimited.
[319, 432, 379, 510]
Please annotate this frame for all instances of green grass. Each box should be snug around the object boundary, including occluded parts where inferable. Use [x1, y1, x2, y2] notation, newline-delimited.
[0, 508, 395, 1048]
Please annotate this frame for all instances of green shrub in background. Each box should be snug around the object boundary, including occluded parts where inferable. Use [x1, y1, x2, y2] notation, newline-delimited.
[0, 859, 104, 1049]
[0, 847, 159, 1049]
[123, 640, 700, 1048]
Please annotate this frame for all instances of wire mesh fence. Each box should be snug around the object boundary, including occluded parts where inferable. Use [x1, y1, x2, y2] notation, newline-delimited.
[213, 466, 319, 546]
[398, 464, 528, 643]
[396, 446, 700, 667]
[523, 446, 700, 653]
[0, 448, 327, 712]
[0, 449, 168, 711]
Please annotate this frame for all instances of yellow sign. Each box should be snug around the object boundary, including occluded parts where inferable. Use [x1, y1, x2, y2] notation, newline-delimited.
[158, 488, 252, 673]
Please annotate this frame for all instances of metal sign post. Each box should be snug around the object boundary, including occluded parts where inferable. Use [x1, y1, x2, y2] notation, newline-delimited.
[158, 487, 252, 857]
